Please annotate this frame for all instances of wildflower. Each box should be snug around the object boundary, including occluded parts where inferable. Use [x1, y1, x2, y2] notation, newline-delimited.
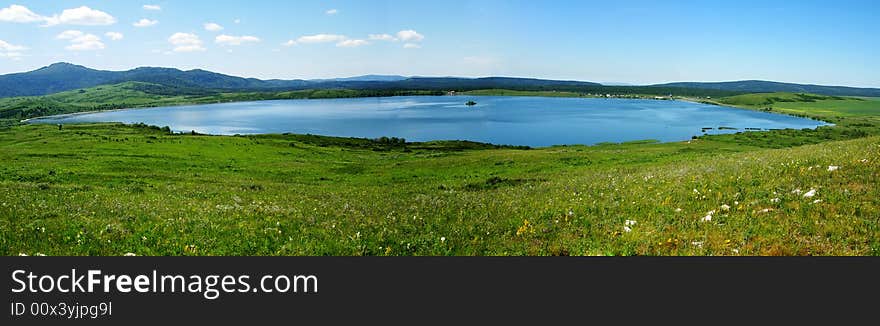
[35, 253, 46, 256]
[440, 237, 446, 242]
[827, 165, 839, 172]
[623, 226, 632, 233]
[720, 204, 730, 211]
[567, 209, 574, 217]
[812, 199, 822, 204]
[691, 241, 704, 248]
[516, 220, 533, 236]
[770, 198, 781, 203]
[792, 188, 802, 195]
[674, 208, 682, 212]
[124, 253, 137, 256]
[625, 220, 637, 226]
[860, 159, 868, 163]
[757, 208, 773, 214]
[803, 189, 817, 198]
[701, 214, 712, 222]
[18, 253, 27, 256]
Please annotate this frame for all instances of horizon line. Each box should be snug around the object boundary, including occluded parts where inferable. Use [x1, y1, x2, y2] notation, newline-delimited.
[8, 61, 880, 90]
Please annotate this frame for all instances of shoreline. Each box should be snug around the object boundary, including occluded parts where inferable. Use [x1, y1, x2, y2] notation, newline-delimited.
[21, 92, 712, 123]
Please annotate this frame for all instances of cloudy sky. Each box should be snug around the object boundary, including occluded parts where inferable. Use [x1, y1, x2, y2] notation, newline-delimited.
[0, 0, 878, 87]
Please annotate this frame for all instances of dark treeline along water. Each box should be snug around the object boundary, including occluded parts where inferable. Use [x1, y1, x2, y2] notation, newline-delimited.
[30, 96, 829, 147]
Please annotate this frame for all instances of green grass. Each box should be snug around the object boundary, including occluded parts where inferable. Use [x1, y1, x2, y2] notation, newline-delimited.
[719, 92, 880, 118]
[1, 91, 879, 256]
[0, 82, 443, 124]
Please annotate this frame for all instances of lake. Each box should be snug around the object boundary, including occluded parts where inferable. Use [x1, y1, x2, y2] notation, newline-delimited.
[29, 96, 829, 147]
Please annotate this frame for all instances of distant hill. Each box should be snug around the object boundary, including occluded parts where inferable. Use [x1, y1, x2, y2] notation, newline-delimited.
[0, 63, 311, 97]
[312, 75, 409, 82]
[0, 62, 790, 99]
[652, 80, 880, 97]
[0, 63, 605, 98]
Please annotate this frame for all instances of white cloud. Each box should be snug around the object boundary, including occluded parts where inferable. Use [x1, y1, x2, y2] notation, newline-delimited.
[296, 34, 347, 44]
[0, 39, 26, 60]
[168, 32, 205, 52]
[57, 30, 105, 51]
[215, 34, 260, 46]
[403, 43, 421, 49]
[396, 30, 424, 42]
[325, 9, 338, 15]
[204, 22, 224, 32]
[43, 6, 117, 26]
[281, 40, 297, 47]
[0, 4, 44, 23]
[56, 30, 84, 40]
[0, 39, 26, 52]
[0, 52, 24, 59]
[368, 34, 397, 41]
[133, 18, 158, 27]
[234, 18, 241, 24]
[336, 39, 368, 48]
[143, 5, 161, 11]
[105, 32, 124, 41]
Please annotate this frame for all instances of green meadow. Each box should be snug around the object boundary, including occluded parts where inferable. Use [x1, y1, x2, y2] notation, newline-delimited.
[0, 92, 878, 256]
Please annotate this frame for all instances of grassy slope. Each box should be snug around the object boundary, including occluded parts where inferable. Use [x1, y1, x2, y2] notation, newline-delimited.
[0, 92, 878, 256]
[0, 81, 442, 124]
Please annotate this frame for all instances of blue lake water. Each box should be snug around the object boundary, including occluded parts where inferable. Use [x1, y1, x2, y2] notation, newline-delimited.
[29, 96, 829, 147]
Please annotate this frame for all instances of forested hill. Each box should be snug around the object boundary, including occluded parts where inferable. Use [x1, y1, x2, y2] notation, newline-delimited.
[653, 80, 880, 97]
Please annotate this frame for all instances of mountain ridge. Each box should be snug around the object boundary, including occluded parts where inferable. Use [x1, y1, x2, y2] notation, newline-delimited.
[651, 80, 880, 97]
[2, 62, 879, 98]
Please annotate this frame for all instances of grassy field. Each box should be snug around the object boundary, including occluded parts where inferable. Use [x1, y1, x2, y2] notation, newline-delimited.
[0, 81, 442, 125]
[1, 92, 878, 256]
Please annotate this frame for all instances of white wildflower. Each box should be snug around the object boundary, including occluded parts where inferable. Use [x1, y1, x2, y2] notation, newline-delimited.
[623, 226, 632, 233]
[720, 204, 731, 211]
[757, 208, 773, 214]
[625, 220, 637, 226]
[440, 236, 446, 242]
[860, 159, 868, 163]
[770, 198, 781, 203]
[674, 208, 682, 212]
[124, 252, 137, 256]
[792, 188, 802, 195]
[812, 199, 822, 204]
[827, 165, 839, 172]
[803, 189, 817, 198]
[691, 241, 704, 248]
[35, 253, 46, 256]
[701, 214, 712, 222]
[18, 253, 27, 256]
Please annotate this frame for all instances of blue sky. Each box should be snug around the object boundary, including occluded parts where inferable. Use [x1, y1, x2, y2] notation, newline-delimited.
[0, 0, 878, 86]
